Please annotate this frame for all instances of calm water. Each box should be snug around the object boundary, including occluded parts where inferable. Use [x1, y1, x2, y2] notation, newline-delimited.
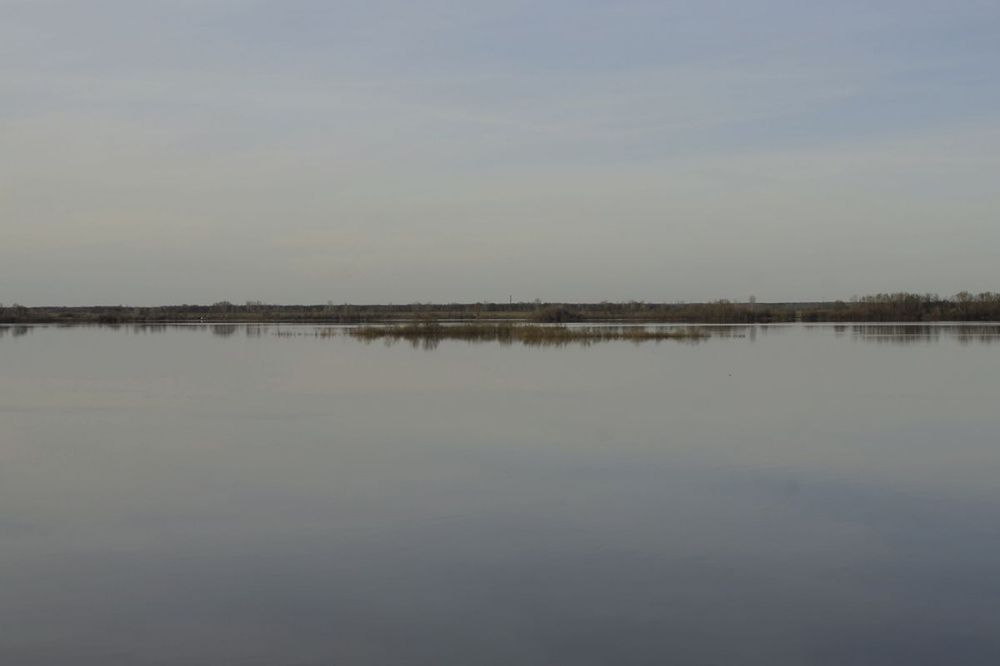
[2, 324, 999, 665]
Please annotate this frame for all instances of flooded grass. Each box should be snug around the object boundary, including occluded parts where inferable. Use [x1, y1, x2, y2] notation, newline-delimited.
[343, 322, 709, 347]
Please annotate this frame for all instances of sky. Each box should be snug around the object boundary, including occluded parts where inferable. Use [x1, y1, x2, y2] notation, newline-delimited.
[2, 0, 999, 305]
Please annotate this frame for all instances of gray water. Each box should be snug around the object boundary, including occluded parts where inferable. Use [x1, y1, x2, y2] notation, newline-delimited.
[2, 324, 999, 665]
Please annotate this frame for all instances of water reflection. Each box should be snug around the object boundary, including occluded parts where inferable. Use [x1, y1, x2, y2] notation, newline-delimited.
[0, 325, 32, 337]
[2, 324, 999, 664]
[211, 324, 239, 337]
[5, 322, 1000, 346]
[851, 324, 1000, 344]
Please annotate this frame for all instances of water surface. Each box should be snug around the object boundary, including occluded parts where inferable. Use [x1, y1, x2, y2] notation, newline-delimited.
[2, 324, 999, 665]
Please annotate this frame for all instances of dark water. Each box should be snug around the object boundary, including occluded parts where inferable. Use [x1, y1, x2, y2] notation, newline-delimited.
[2, 324, 999, 665]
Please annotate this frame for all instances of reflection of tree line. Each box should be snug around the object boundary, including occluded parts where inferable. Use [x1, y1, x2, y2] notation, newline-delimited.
[0, 325, 32, 337]
[0, 323, 269, 337]
[4, 322, 999, 345]
[851, 324, 1000, 344]
[4, 292, 1000, 325]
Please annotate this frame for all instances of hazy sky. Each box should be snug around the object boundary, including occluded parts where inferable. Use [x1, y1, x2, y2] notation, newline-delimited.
[3, 1, 999, 305]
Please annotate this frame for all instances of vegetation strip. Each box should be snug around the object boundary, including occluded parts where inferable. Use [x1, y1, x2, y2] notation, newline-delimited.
[4, 293, 1000, 325]
[344, 322, 708, 346]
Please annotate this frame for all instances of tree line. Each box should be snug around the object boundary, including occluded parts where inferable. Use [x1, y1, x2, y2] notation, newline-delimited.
[2, 293, 1000, 324]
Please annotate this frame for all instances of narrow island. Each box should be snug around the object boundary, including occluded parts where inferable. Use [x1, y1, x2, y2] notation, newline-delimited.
[342, 321, 709, 347]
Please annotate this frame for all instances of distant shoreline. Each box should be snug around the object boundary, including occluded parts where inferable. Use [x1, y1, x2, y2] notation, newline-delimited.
[3, 293, 1000, 324]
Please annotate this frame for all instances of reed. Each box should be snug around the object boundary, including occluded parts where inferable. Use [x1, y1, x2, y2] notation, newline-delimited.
[344, 322, 708, 347]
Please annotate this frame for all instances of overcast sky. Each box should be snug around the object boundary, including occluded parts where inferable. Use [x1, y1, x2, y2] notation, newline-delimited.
[3, 1, 999, 305]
